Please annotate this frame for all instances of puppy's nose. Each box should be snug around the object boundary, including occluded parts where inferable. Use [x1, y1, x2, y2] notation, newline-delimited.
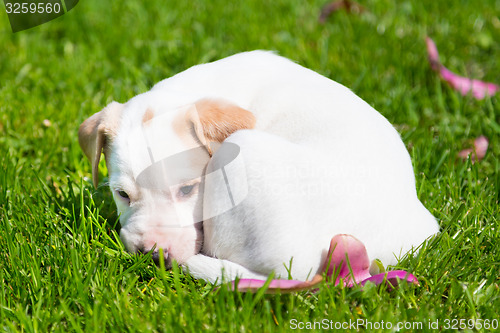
[151, 250, 172, 269]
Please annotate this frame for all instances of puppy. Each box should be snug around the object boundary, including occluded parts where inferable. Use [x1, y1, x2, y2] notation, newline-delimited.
[79, 51, 439, 283]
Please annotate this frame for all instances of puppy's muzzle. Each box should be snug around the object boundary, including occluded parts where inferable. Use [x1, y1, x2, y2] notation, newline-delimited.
[141, 249, 172, 269]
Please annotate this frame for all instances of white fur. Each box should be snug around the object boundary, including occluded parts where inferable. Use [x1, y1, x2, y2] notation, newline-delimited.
[96, 51, 438, 283]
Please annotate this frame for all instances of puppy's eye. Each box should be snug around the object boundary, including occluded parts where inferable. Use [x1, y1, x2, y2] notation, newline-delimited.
[179, 185, 195, 196]
[117, 190, 129, 199]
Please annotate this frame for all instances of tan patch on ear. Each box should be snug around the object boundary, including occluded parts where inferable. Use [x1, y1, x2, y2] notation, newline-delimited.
[190, 98, 256, 144]
[142, 107, 155, 125]
[78, 101, 123, 187]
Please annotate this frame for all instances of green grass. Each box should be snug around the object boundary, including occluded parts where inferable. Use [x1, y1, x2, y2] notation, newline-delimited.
[1, 0, 499, 331]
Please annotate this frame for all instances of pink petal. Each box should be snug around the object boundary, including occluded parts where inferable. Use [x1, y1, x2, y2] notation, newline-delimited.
[425, 37, 441, 71]
[474, 136, 489, 158]
[458, 136, 489, 162]
[457, 148, 474, 159]
[323, 234, 371, 286]
[359, 270, 419, 290]
[233, 274, 323, 293]
[426, 37, 499, 99]
[440, 68, 500, 99]
[471, 80, 499, 99]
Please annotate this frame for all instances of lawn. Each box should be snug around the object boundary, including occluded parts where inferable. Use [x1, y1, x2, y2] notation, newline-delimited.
[1, 0, 499, 331]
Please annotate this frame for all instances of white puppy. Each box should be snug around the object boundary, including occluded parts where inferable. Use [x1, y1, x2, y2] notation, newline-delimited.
[79, 51, 439, 283]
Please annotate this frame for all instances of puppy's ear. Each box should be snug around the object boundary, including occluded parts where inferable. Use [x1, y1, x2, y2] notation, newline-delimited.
[78, 101, 123, 187]
[187, 98, 256, 155]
